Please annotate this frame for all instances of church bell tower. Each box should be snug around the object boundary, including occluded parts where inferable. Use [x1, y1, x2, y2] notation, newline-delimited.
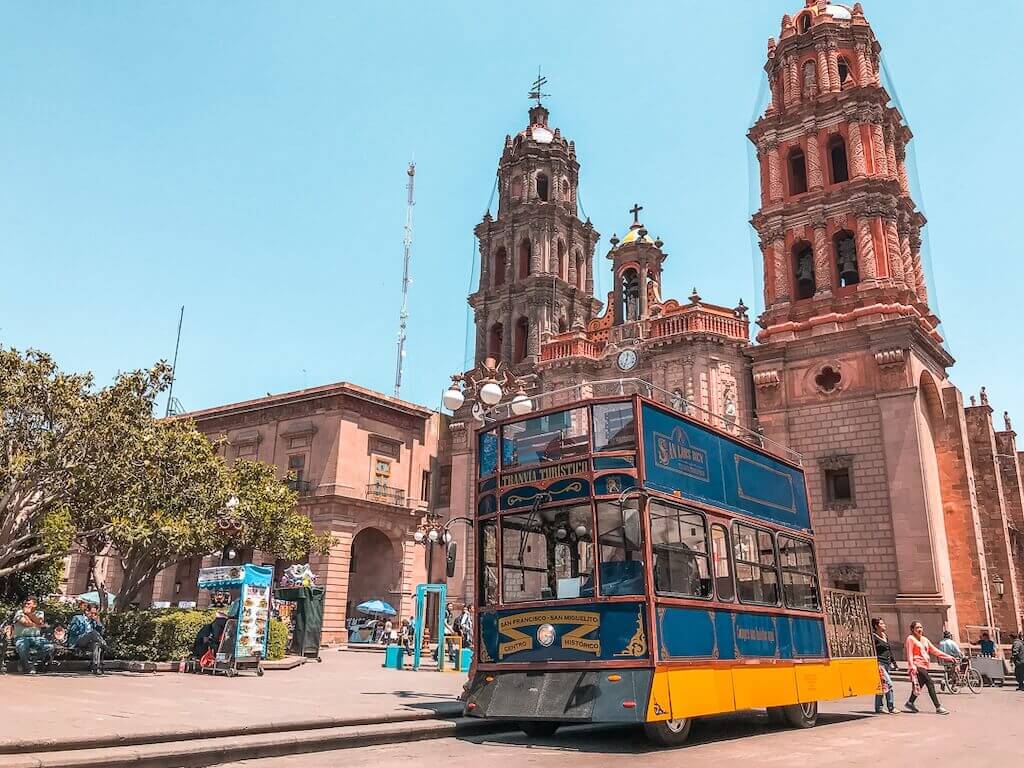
[469, 96, 600, 370]
[748, 2, 988, 641]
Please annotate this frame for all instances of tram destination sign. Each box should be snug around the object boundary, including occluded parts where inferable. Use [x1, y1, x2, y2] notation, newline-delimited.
[500, 459, 588, 488]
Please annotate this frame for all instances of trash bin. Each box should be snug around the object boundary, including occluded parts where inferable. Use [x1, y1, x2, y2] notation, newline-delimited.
[384, 644, 405, 670]
[458, 647, 473, 672]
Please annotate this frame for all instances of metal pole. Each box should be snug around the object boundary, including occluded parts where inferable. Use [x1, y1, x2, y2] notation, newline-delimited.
[394, 162, 416, 397]
[165, 305, 184, 417]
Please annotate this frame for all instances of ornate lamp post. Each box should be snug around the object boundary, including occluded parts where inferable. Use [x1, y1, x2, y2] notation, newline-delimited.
[217, 495, 241, 565]
[993, 573, 1005, 599]
[442, 356, 533, 421]
[413, 510, 446, 583]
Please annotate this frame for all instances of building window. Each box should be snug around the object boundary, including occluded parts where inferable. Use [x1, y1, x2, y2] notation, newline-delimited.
[288, 454, 305, 483]
[493, 247, 507, 287]
[518, 239, 531, 279]
[793, 241, 815, 299]
[788, 147, 808, 195]
[821, 455, 855, 509]
[420, 469, 432, 503]
[815, 365, 842, 393]
[650, 502, 712, 599]
[711, 524, 735, 602]
[536, 172, 549, 201]
[513, 316, 529, 362]
[778, 534, 821, 610]
[621, 268, 640, 323]
[834, 231, 859, 286]
[372, 459, 391, 490]
[732, 522, 780, 606]
[488, 322, 504, 360]
[829, 136, 849, 184]
[837, 56, 852, 88]
[592, 402, 636, 452]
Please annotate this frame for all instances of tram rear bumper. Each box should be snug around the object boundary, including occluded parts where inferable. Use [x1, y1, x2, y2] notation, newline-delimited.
[464, 668, 652, 723]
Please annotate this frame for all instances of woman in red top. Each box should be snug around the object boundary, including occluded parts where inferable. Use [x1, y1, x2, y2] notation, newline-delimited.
[904, 621, 954, 714]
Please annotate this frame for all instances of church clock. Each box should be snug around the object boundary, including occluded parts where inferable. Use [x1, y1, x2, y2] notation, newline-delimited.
[616, 348, 638, 372]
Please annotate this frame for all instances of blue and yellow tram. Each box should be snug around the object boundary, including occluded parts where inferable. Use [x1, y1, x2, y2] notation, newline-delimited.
[462, 390, 878, 745]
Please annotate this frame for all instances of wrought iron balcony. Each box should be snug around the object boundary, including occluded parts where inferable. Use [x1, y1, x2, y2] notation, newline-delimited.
[287, 479, 314, 497]
[365, 484, 406, 506]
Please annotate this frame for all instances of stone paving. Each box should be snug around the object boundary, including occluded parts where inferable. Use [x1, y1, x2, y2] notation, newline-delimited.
[0, 649, 466, 746]
[218, 682, 1024, 767]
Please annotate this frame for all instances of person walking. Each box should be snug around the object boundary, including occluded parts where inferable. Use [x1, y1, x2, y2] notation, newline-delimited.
[1010, 632, 1024, 691]
[871, 618, 897, 714]
[904, 621, 954, 714]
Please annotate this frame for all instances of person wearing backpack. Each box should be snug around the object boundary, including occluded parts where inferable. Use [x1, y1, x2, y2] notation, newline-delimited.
[1011, 632, 1024, 691]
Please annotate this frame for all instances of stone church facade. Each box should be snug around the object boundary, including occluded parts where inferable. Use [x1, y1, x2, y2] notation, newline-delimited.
[444, 1, 1024, 646]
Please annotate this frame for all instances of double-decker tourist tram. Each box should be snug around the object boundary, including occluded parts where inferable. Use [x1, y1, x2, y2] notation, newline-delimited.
[462, 380, 879, 746]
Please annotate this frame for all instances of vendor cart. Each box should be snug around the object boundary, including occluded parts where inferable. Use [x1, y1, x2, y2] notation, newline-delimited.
[197, 564, 274, 677]
[964, 625, 1007, 686]
[273, 585, 325, 662]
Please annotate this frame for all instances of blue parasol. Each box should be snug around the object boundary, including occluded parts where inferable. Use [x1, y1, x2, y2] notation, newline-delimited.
[356, 599, 396, 616]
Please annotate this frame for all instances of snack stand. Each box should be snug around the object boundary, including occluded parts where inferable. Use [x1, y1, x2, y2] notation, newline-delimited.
[197, 564, 274, 677]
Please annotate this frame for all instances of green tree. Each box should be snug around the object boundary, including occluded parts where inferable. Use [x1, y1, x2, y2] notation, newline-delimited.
[0, 348, 93, 578]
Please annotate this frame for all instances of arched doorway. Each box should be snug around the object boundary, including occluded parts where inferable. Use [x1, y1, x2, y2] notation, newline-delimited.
[346, 527, 397, 620]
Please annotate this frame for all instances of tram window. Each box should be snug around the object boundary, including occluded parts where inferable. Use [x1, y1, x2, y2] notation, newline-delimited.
[592, 402, 636, 452]
[711, 524, 735, 602]
[500, 504, 594, 602]
[502, 407, 590, 469]
[732, 523, 780, 606]
[479, 521, 498, 606]
[650, 502, 712, 599]
[596, 500, 645, 596]
[778, 534, 821, 610]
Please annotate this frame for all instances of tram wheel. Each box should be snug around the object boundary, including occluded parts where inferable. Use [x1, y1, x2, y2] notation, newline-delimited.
[779, 701, 818, 729]
[643, 717, 692, 747]
[518, 721, 559, 738]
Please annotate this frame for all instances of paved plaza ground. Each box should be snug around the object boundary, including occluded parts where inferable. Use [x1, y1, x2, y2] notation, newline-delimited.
[0, 650, 466, 747]
[220, 680, 1024, 768]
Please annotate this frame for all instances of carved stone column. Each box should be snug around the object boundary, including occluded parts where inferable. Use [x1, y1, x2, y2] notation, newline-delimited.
[910, 226, 928, 305]
[475, 313, 487, 362]
[884, 124, 898, 181]
[639, 264, 649, 318]
[530, 233, 543, 274]
[827, 39, 841, 93]
[786, 55, 800, 107]
[870, 110, 889, 177]
[895, 138, 911, 195]
[504, 236, 515, 284]
[884, 215, 904, 284]
[772, 230, 790, 303]
[526, 303, 540, 359]
[806, 132, 824, 191]
[502, 302, 513, 362]
[855, 41, 871, 86]
[816, 45, 832, 94]
[765, 139, 784, 203]
[855, 215, 878, 281]
[812, 217, 833, 295]
[847, 120, 867, 177]
[898, 216, 915, 298]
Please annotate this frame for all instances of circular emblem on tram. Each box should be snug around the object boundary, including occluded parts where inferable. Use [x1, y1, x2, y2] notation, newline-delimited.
[536, 623, 556, 647]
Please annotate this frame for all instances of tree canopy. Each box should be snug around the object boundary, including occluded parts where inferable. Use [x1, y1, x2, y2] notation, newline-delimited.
[1, 346, 332, 609]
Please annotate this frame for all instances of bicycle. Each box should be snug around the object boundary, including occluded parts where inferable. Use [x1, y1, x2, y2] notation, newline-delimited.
[940, 658, 983, 694]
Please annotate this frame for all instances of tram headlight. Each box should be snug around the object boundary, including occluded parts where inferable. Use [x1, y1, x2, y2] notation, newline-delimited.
[536, 623, 556, 648]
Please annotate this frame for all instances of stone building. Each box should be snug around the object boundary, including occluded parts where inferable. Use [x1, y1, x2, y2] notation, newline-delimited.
[64, 382, 447, 643]
[443, 1, 1024, 646]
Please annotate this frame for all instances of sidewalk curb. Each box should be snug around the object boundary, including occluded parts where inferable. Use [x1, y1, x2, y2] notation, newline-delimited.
[0, 702, 465, 755]
[0, 716, 502, 768]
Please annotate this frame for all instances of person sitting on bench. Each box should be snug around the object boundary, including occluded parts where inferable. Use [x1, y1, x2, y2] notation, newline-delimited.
[12, 597, 53, 675]
[67, 603, 109, 675]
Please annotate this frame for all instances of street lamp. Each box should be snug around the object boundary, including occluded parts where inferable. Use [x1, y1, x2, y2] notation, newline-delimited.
[993, 573, 1005, 598]
[442, 356, 534, 422]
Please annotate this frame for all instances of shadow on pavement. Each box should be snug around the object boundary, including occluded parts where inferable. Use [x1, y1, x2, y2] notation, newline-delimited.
[458, 710, 871, 755]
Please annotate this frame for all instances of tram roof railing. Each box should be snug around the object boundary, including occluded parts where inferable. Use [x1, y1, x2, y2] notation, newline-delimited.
[482, 377, 802, 467]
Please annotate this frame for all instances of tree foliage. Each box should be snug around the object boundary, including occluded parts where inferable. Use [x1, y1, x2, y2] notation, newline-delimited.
[2, 346, 334, 611]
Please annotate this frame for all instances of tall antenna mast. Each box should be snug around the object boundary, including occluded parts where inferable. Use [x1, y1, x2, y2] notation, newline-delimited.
[394, 161, 416, 397]
[165, 305, 185, 417]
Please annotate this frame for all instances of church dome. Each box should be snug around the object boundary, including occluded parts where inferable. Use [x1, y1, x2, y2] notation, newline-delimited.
[619, 227, 655, 246]
[824, 3, 852, 19]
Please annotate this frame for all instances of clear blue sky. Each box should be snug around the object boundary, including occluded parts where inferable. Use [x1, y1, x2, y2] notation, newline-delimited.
[2, 2, 1021, 423]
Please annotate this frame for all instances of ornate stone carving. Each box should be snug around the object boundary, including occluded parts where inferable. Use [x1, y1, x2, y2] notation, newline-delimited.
[870, 121, 889, 177]
[875, 347, 909, 389]
[847, 121, 867, 177]
[816, 46, 832, 93]
[827, 562, 864, 584]
[827, 39, 841, 93]
[806, 132, 824, 190]
[753, 369, 781, 389]
[884, 218, 904, 284]
[812, 221, 832, 294]
[772, 237, 790, 302]
[855, 216, 877, 279]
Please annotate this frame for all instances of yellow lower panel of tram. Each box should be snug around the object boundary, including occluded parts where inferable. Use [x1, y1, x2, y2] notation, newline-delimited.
[646, 658, 880, 722]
